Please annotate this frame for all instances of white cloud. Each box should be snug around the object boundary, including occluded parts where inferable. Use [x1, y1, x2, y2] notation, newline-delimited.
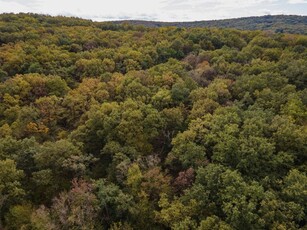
[0, 1, 32, 13]
[161, 0, 282, 20]
[288, 0, 307, 3]
[32, 0, 165, 17]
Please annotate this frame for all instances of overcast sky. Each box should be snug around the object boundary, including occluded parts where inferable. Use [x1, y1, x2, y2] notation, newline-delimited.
[0, 0, 306, 21]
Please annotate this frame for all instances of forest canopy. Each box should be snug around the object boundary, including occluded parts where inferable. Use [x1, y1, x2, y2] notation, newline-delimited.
[0, 13, 306, 229]
[113, 15, 307, 35]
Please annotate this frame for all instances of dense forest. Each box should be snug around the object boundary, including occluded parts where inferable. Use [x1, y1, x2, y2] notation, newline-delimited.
[0, 13, 306, 229]
[113, 15, 307, 35]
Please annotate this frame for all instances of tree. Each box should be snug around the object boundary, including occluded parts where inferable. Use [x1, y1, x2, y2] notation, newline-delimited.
[282, 169, 307, 215]
[155, 193, 198, 229]
[168, 129, 206, 169]
[173, 168, 195, 194]
[0, 159, 25, 227]
[259, 191, 305, 230]
[5, 203, 33, 230]
[198, 216, 233, 230]
[31, 179, 100, 230]
[96, 179, 133, 226]
[62, 78, 109, 128]
[141, 167, 171, 200]
[33, 139, 94, 202]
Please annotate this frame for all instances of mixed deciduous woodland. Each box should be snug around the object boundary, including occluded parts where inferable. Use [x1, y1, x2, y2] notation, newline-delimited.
[0, 13, 306, 229]
[113, 15, 307, 35]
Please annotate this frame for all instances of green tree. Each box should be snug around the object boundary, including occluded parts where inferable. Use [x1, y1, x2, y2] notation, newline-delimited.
[0, 159, 25, 227]
[33, 140, 94, 202]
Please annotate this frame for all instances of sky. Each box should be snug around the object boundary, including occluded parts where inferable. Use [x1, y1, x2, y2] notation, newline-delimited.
[0, 0, 306, 22]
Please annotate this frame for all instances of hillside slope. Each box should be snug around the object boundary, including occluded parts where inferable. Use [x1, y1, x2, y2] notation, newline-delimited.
[113, 15, 307, 34]
[1, 13, 307, 35]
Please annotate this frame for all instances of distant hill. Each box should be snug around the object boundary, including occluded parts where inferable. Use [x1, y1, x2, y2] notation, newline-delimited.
[0, 13, 306, 35]
[112, 15, 307, 34]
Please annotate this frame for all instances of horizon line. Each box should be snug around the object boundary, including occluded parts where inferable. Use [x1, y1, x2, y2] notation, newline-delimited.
[1, 12, 307, 23]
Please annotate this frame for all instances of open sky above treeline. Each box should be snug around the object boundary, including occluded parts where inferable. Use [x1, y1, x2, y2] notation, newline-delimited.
[0, 0, 306, 22]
